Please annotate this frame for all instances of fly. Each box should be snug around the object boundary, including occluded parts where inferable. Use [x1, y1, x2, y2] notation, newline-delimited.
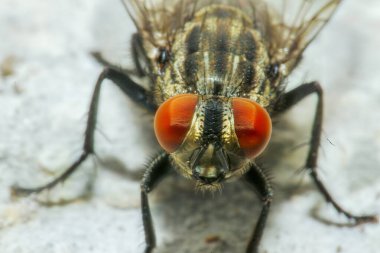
[12, 0, 378, 252]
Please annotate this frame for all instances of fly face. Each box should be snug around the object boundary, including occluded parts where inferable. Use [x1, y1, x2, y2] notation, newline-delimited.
[154, 94, 272, 189]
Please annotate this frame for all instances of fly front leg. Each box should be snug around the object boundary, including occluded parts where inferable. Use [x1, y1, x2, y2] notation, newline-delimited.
[244, 163, 273, 253]
[12, 68, 156, 196]
[140, 152, 171, 253]
[275, 81, 377, 224]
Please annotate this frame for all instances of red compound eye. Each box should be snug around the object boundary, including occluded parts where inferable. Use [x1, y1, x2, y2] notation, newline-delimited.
[154, 94, 198, 153]
[232, 98, 272, 158]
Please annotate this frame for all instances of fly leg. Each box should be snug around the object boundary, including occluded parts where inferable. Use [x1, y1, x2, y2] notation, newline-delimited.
[12, 67, 156, 196]
[244, 163, 273, 253]
[140, 152, 171, 253]
[91, 33, 147, 77]
[130, 33, 147, 77]
[274, 81, 377, 224]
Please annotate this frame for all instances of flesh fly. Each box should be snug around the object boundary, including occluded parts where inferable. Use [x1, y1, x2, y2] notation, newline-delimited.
[12, 0, 377, 252]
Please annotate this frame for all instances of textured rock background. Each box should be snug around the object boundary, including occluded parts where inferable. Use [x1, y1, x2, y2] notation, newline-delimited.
[0, 0, 379, 253]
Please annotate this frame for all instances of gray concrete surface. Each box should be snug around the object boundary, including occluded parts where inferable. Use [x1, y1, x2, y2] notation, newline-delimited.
[0, 0, 380, 253]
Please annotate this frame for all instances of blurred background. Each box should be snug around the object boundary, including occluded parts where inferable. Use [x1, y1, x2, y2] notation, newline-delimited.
[0, 0, 379, 252]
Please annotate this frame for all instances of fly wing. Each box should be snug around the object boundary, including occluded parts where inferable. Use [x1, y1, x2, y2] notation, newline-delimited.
[124, 0, 341, 79]
[123, 0, 200, 49]
[256, 0, 342, 73]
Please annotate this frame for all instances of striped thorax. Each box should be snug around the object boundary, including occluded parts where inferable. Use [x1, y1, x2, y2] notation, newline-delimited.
[154, 5, 276, 107]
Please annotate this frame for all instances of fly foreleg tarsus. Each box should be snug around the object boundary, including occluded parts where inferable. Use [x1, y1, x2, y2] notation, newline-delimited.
[244, 163, 273, 253]
[12, 67, 156, 197]
[140, 152, 171, 253]
[275, 81, 378, 225]
[11, 153, 90, 197]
